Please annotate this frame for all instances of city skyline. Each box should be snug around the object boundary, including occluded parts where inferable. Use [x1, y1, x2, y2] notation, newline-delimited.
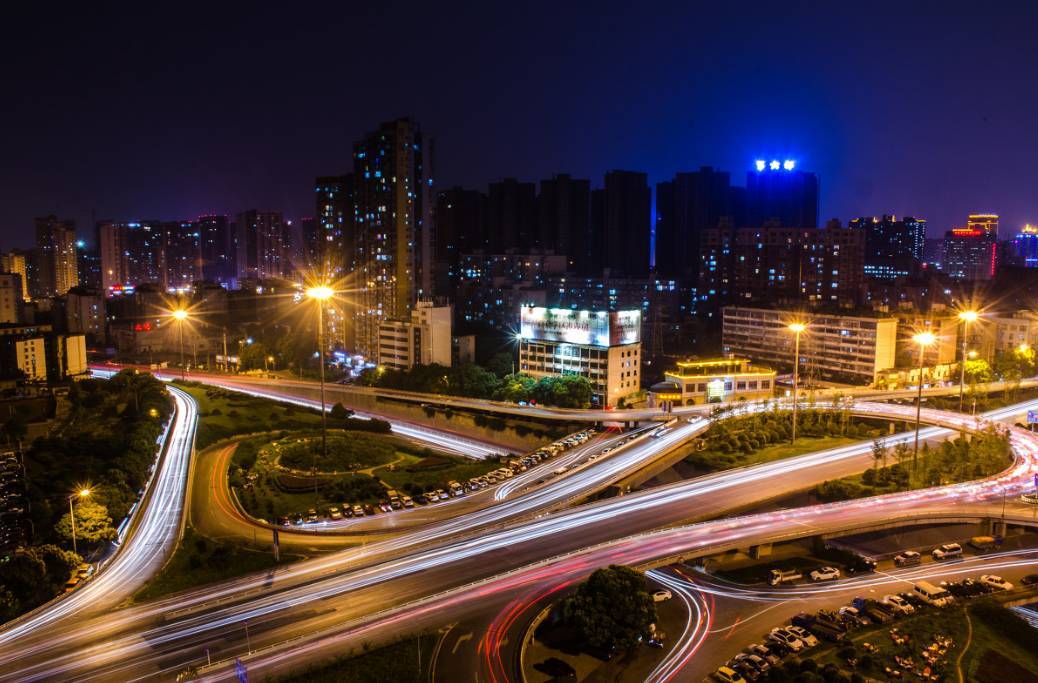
[4, 4, 1038, 246]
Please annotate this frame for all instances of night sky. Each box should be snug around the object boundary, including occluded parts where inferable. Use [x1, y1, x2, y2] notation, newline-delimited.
[3, 2, 1037, 247]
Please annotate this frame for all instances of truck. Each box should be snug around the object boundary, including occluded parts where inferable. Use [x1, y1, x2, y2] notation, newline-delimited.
[791, 612, 848, 643]
[768, 569, 803, 586]
[968, 536, 997, 551]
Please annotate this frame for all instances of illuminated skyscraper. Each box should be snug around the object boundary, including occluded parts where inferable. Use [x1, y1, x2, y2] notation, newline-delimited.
[234, 210, 290, 281]
[849, 214, 926, 279]
[943, 227, 997, 280]
[97, 220, 164, 292]
[313, 174, 355, 277]
[352, 117, 433, 356]
[1004, 224, 1038, 268]
[0, 252, 30, 301]
[197, 214, 234, 285]
[967, 213, 999, 238]
[34, 215, 79, 297]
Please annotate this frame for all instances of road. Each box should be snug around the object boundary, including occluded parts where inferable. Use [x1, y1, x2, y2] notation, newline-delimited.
[0, 384, 197, 641]
[92, 363, 1038, 423]
[0, 399, 1034, 681]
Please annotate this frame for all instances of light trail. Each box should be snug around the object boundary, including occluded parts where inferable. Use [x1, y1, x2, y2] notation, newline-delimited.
[644, 568, 712, 683]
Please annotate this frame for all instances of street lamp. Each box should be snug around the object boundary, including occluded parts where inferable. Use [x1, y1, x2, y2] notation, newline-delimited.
[171, 309, 189, 381]
[306, 285, 334, 505]
[957, 310, 979, 412]
[912, 331, 937, 471]
[68, 488, 91, 556]
[787, 322, 807, 443]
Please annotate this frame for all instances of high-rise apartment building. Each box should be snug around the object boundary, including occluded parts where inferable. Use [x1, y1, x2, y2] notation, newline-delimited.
[487, 178, 537, 251]
[698, 221, 865, 313]
[593, 170, 651, 277]
[234, 210, 290, 281]
[98, 220, 164, 293]
[0, 252, 30, 302]
[352, 117, 433, 356]
[313, 174, 355, 278]
[197, 215, 234, 285]
[537, 174, 591, 272]
[34, 215, 79, 297]
[376, 300, 453, 371]
[655, 167, 744, 283]
[0, 274, 24, 323]
[164, 220, 202, 290]
[943, 227, 997, 281]
[849, 215, 926, 279]
[745, 162, 819, 228]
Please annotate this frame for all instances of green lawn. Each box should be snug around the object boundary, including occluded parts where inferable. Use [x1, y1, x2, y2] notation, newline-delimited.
[134, 528, 293, 602]
[273, 633, 437, 682]
[174, 382, 326, 449]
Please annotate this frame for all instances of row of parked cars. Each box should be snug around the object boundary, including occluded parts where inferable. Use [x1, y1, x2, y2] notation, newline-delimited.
[275, 430, 599, 526]
[716, 572, 1017, 682]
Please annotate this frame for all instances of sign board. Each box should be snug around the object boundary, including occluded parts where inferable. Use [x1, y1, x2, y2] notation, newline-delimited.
[519, 307, 641, 347]
[1028, 410, 1038, 424]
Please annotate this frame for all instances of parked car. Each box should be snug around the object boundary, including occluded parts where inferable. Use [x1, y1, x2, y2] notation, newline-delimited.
[913, 580, 954, 607]
[1021, 574, 1038, 586]
[714, 666, 746, 683]
[809, 566, 841, 582]
[894, 550, 922, 567]
[746, 643, 782, 667]
[785, 625, 818, 648]
[352, 505, 364, 517]
[883, 594, 915, 615]
[767, 628, 804, 652]
[979, 574, 1014, 591]
[932, 543, 963, 560]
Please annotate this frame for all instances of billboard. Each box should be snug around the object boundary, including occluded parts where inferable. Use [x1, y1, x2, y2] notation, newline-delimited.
[519, 307, 641, 347]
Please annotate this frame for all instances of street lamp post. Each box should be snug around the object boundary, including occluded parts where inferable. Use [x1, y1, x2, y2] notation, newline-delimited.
[958, 310, 978, 413]
[172, 309, 188, 381]
[912, 331, 937, 473]
[787, 322, 806, 444]
[68, 488, 90, 556]
[306, 286, 333, 506]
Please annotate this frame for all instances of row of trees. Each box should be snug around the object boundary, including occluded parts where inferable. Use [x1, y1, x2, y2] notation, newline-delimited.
[702, 408, 877, 456]
[357, 362, 594, 408]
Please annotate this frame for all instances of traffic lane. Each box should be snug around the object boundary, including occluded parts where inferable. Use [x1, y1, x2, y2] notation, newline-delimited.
[433, 612, 496, 683]
[675, 546, 1038, 682]
[4, 398, 1029, 676]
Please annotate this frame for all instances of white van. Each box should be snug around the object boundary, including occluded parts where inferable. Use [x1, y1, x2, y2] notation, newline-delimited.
[913, 580, 954, 607]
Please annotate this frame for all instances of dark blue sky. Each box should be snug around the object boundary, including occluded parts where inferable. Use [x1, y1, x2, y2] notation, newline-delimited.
[3, 2, 1037, 246]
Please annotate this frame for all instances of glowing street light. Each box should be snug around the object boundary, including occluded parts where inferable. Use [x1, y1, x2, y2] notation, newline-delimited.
[69, 488, 91, 556]
[957, 310, 980, 412]
[306, 284, 333, 504]
[171, 309, 189, 381]
[787, 322, 807, 444]
[912, 331, 938, 469]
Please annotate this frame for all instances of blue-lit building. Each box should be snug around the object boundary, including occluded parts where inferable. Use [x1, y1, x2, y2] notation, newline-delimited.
[311, 174, 354, 278]
[849, 214, 926, 279]
[746, 160, 819, 228]
[1003, 225, 1038, 268]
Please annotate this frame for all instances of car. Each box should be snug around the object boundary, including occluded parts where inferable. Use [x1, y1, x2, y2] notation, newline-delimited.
[292, 515, 304, 525]
[894, 550, 922, 567]
[785, 625, 818, 648]
[932, 543, 963, 560]
[328, 508, 343, 520]
[352, 505, 364, 517]
[734, 653, 770, 674]
[746, 643, 782, 667]
[401, 496, 415, 508]
[64, 577, 80, 592]
[714, 666, 747, 683]
[767, 628, 804, 652]
[363, 504, 377, 515]
[979, 574, 1014, 591]
[883, 594, 915, 615]
[277, 516, 290, 526]
[809, 566, 841, 582]
[652, 589, 672, 602]
[730, 661, 761, 681]
[390, 498, 402, 509]
[1022, 574, 1038, 586]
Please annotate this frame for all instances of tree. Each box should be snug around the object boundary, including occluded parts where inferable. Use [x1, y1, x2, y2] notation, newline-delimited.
[0, 544, 79, 618]
[55, 499, 118, 549]
[870, 439, 887, 470]
[963, 359, 993, 384]
[484, 351, 515, 378]
[560, 565, 657, 652]
[238, 341, 271, 371]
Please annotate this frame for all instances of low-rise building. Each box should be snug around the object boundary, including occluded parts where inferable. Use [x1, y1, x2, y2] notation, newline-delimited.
[722, 306, 898, 385]
[517, 306, 641, 406]
[377, 301, 453, 371]
[649, 357, 776, 407]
